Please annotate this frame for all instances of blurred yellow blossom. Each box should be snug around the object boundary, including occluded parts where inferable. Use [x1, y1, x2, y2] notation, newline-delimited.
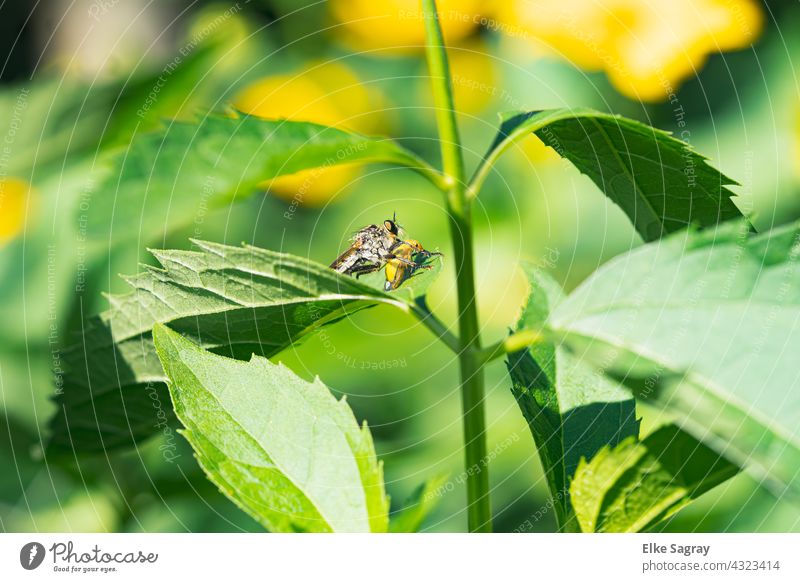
[444, 39, 499, 113]
[330, 0, 484, 53]
[0, 178, 30, 247]
[234, 62, 384, 206]
[496, 0, 763, 101]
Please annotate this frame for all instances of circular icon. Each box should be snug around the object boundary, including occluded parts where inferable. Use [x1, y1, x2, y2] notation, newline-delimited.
[19, 542, 46, 570]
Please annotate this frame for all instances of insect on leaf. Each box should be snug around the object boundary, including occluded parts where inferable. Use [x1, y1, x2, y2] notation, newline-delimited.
[48, 241, 442, 453]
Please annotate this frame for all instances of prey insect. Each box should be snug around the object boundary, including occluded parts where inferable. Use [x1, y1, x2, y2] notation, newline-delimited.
[384, 239, 442, 291]
[329, 214, 418, 278]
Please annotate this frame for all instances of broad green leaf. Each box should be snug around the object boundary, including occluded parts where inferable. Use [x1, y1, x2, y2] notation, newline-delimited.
[85, 114, 444, 245]
[389, 473, 449, 533]
[570, 425, 739, 532]
[544, 221, 800, 498]
[0, 39, 239, 348]
[48, 241, 442, 452]
[506, 265, 639, 530]
[472, 109, 744, 242]
[153, 325, 389, 533]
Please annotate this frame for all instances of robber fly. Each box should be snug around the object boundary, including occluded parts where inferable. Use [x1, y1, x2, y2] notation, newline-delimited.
[329, 214, 418, 278]
[384, 239, 442, 291]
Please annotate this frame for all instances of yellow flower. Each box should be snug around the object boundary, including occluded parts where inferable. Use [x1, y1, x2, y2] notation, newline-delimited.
[0, 178, 30, 247]
[234, 62, 383, 206]
[497, 0, 763, 101]
[446, 39, 500, 113]
[330, 0, 484, 53]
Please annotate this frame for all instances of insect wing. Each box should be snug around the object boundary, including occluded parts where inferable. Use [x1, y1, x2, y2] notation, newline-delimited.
[329, 238, 363, 272]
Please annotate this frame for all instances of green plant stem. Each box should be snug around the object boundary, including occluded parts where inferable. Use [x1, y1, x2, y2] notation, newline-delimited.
[448, 213, 491, 533]
[421, 0, 491, 533]
[411, 297, 461, 354]
[412, 160, 452, 193]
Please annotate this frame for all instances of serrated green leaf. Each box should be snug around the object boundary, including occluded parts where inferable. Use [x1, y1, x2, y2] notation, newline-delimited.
[85, 114, 444, 246]
[473, 109, 744, 242]
[544, 221, 800, 498]
[0, 41, 233, 349]
[571, 425, 739, 532]
[153, 324, 389, 532]
[506, 266, 639, 530]
[389, 473, 449, 533]
[48, 241, 442, 452]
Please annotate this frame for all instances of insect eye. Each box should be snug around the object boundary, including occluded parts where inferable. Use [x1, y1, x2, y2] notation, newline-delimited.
[384, 220, 399, 235]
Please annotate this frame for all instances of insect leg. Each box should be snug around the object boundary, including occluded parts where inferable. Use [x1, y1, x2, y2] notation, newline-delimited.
[351, 262, 383, 278]
[389, 255, 419, 267]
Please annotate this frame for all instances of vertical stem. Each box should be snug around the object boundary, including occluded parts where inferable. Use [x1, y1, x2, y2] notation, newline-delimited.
[421, 0, 491, 533]
[449, 211, 490, 532]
